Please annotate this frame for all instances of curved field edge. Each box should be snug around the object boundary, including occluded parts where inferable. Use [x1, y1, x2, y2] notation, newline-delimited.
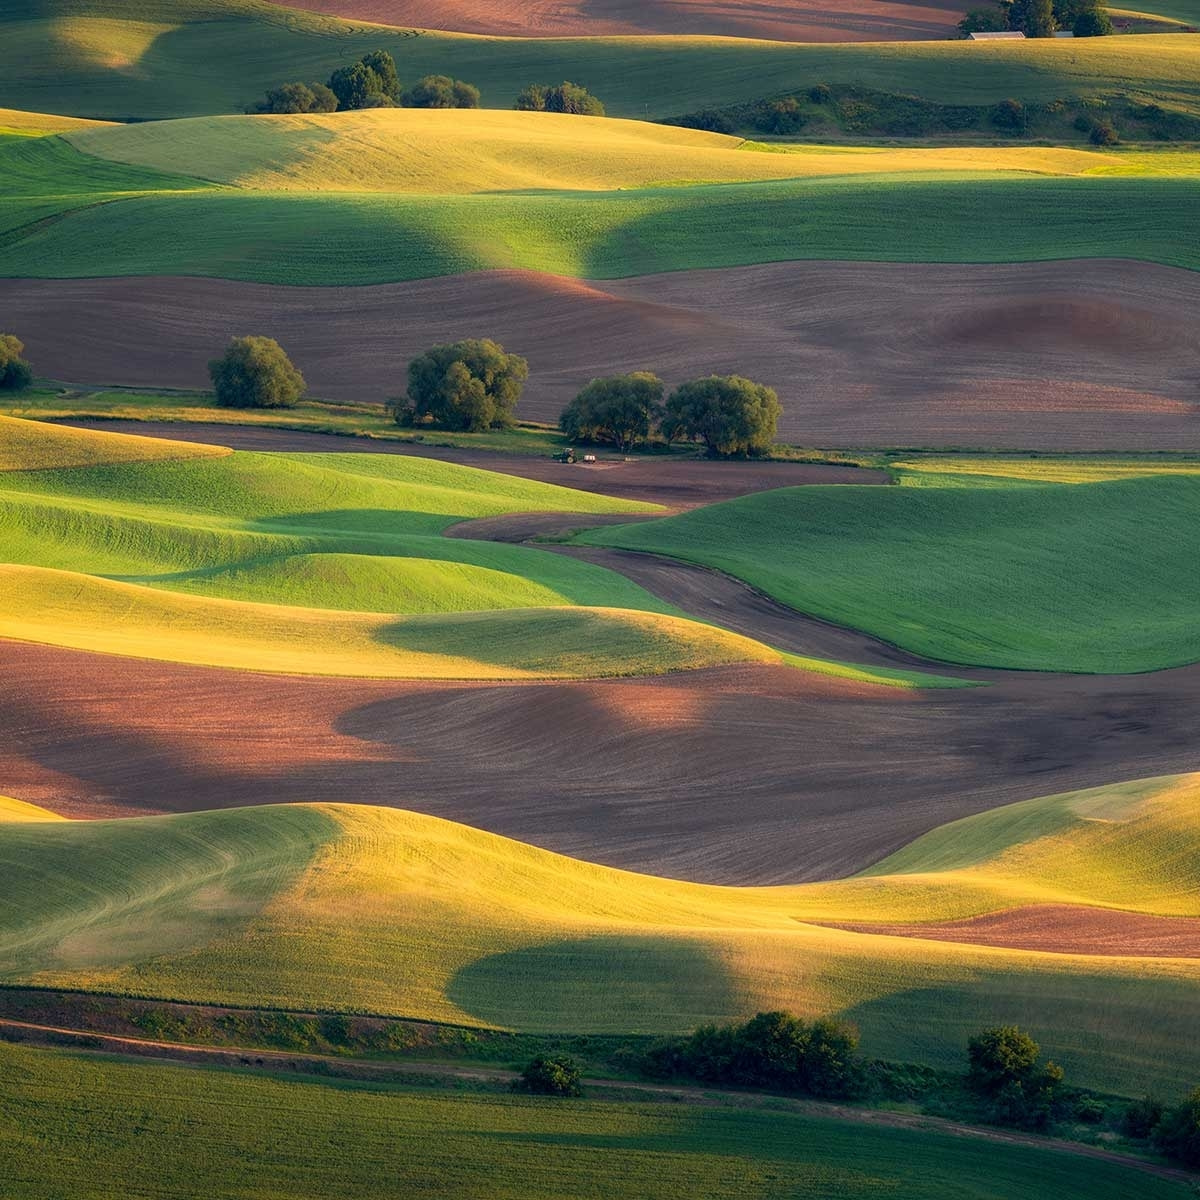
[1, 774, 1198, 1093]
[4, 176, 1200, 283]
[578, 475, 1200, 674]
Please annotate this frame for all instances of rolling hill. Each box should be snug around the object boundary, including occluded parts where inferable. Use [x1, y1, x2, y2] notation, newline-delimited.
[1, 774, 1198, 1095]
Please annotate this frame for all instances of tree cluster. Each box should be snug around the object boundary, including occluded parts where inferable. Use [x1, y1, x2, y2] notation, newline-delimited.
[641, 1012, 865, 1100]
[560, 373, 781, 457]
[515, 81, 605, 116]
[966, 1026, 1065, 1129]
[1121, 1089, 1200, 1167]
[254, 51, 480, 114]
[959, 0, 1111, 36]
[512, 1054, 583, 1097]
[209, 336, 306, 409]
[390, 339, 529, 432]
[0, 333, 33, 391]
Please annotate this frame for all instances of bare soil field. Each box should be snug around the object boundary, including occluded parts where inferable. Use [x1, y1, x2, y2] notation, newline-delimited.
[4, 640, 1199, 884]
[829, 905, 1200, 957]
[9, 260, 1200, 449]
[272, 0, 962, 41]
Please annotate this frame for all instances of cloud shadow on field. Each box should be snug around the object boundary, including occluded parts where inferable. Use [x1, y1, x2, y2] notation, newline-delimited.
[446, 934, 742, 1032]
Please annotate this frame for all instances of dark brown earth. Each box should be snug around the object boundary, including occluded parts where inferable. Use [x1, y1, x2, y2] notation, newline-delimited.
[9, 260, 1200, 450]
[271, 0, 964, 42]
[828, 904, 1200, 958]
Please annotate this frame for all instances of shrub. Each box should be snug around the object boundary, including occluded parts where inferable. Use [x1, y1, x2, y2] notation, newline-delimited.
[328, 50, 401, 111]
[1156, 1088, 1200, 1167]
[1074, 6, 1113, 32]
[1074, 1098, 1106, 1124]
[515, 82, 605, 116]
[808, 83, 832, 104]
[560, 373, 664, 451]
[252, 81, 338, 114]
[1073, 113, 1094, 132]
[1089, 121, 1119, 145]
[755, 97, 805, 135]
[990, 98, 1027, 132]
[402, 75, 481, 109]
[1121, 1095, 1165, 1139]
[514, 1054, 583, 1096]
[395, 339, 529, 432]
[0, 334, 33, 390]
[966, 1026, 1064, 1129]
[674, 109, 736, 134]
[662, 375, 781, 457]
[208, 336, 305, 409]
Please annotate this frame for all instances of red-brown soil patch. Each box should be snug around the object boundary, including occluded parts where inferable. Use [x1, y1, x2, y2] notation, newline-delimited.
[829, 904, 1200, 957]
[273, 0, 962, 41]
[8, 260, 1199, 450]
[4, 640, 1200, 884]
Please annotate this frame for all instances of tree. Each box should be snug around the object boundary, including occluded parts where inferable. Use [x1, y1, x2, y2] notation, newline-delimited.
[1089, 120, 1119, 145]
[402, 75, 481, 109]
[1073, 6, 1113, 33]
[395, 339, 529, 432]
[515, 82, 605, 116]
[966, 1026, 1064, 1129]
[560, 373, 663, 451]
[662, 375, 781, 457]
[990, 98, 1027, 132]
[252, 81, 337, 114]
[359, 49, 401, 101]
[1007, 0, 1056, 34]
[958, 6, 1007, 32]
[0, 334, 33, 391]
[1156, 1089, 1200, 1167]
[209, 336, 305, 409]
[328, 51, 400, 111]
[756, 97, 804, 135]
[1121, 1095, 1165, 1139]
[514, 1054, 583, 1096]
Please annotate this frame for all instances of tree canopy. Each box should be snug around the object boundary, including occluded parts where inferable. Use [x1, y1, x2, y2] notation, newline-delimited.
[208, 336, 306, 409]
[513, 1055, 583, 1097]
[966, 1026, 1064, 1129]
[402, 75, 481, 109]
[515, 82, 606, 116]
[662, 375, 781, 457]
[0, 334, 33, 391]
[395, 339, 529, 432]
[328, 50, 401, 111]
[252, 81, 337, 115]
[560, 373, 664, 451]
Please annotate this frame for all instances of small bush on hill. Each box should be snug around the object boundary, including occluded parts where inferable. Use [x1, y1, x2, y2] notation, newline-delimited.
[1089, 120, 1119, 145]
[208, 336, 305, 409]
[328, 50, 401, 111]
[966, 1026, 1064, 1129]
[808, 83, 832, 104]
[1156, 1088, 1200, 1167]
[513, 1054, 583, 1096]
[1121, 1095, 1165, 1139]
[516, 82, 605, 116]
[662, 375, 781, 457]
[0, 334, 34, 391]
[393, 339, 529, 432]
[560, 373, 664, 451]
[990, 99, 1027, 132]
[252, 81, 337, 115]
[755, 97, 805, 134]
[402, 75, 481, 109]
[672, 109, 737, 133]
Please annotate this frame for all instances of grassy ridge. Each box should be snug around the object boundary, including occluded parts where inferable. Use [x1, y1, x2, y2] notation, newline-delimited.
[0, 413, 228, 470]
[2, 1044, 1185, 1200]
[580, 474, 1200, 673]
[4, 0, 1200, 119]
[2, 776, 1199, 1093]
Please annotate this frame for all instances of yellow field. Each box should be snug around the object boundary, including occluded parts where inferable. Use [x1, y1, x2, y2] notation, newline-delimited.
[0, 414, 229, 471]
[0, 107, 113, 136]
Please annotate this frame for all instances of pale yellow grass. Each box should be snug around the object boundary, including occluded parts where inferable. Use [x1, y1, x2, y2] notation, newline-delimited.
[0, 108, 114, 135]
[0, 414, 229, 471]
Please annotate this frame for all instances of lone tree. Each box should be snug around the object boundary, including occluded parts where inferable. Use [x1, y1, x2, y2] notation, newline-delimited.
[394, 339, 529, 432]
[209, 336, 306, 409]
[560, 373, 664, 451]
[515, 82, 605, 116]
[966, 1026, 1064, 1129]
[328, 49, 401, 111]
[662, 375, 781, 457]
[0, 334, 34, 391]
[252, 81, 338, 114]
[1156, 1088, 1200, 1167]
[402, 75, 481, 109]
[514, 1054, 583, 1097]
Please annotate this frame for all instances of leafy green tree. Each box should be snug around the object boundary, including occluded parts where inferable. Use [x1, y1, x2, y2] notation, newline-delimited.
[662, 375, 781, 457]
[756, 97, 804, 134]
[515, 82, 605, 116]
[359, 50, 401, 101]
[966, 1026, 1064, 1129]
[560, 373, 663, 451]
[328, 51, 401, 111]
[208, 336, 305, 409]
[402, 75, 481, 108]
[515, 1054, 583, 1096]
[1121, 1095, 1164, 1139]
[1156, 1088, 1200, 1166]
[958, 6, 1007, 32]
[989, 98, 1027, 132]
[1073, 6, 1113, 33]
[1089, 120, 1119, 145]
[0, 334, 33, 390]
[1008, 0, 1056, 34]
[395, 339, 528, 432]
[252, 81, 337, 114]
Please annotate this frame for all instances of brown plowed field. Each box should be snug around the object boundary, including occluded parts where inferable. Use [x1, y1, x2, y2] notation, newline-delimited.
[829, 905, 1200, 957]
[9, 260, 1200, 450]
[272, 0, 962, 41]
[5, 639, 1200, 884]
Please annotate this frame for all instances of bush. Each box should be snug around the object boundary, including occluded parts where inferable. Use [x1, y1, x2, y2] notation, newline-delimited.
[1121, 1095, 1164, 1139]
[0, 334, 33, 391]
[514, 1054, 583, 1096]
[1089, 121, 1119, 145]
[252, 81, 338, 114]
[966, 1026, 1064, 1129]
[808, 83, 832, 104]
[395, 339, 529, 432]
[328, 50, 401, 111]
[662, 375, 781, 457]
[755, 97, 805, 135]
[674, 109, 736, 134]
[1074, 6, 1113, 33]
[208, 336, 305, 409]
[515, 82, 605, 116]
[990, 99, 1027, 132]
[1156, 1088, 1200, 1167]
[402, 75, 481, 109]
[560, 373, 664, 451]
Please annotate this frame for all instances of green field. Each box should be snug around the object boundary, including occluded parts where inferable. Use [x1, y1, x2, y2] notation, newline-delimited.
[3, 775, 1199, 1094]
[4, 0, 1200, 120]
[580, 473, 1200, 673]
[2, 1043, 1186, 1200]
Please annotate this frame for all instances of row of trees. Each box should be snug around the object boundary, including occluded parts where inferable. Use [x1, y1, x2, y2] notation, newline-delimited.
[959, 0, 1112, 37]
[0, 334, 33, 391]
